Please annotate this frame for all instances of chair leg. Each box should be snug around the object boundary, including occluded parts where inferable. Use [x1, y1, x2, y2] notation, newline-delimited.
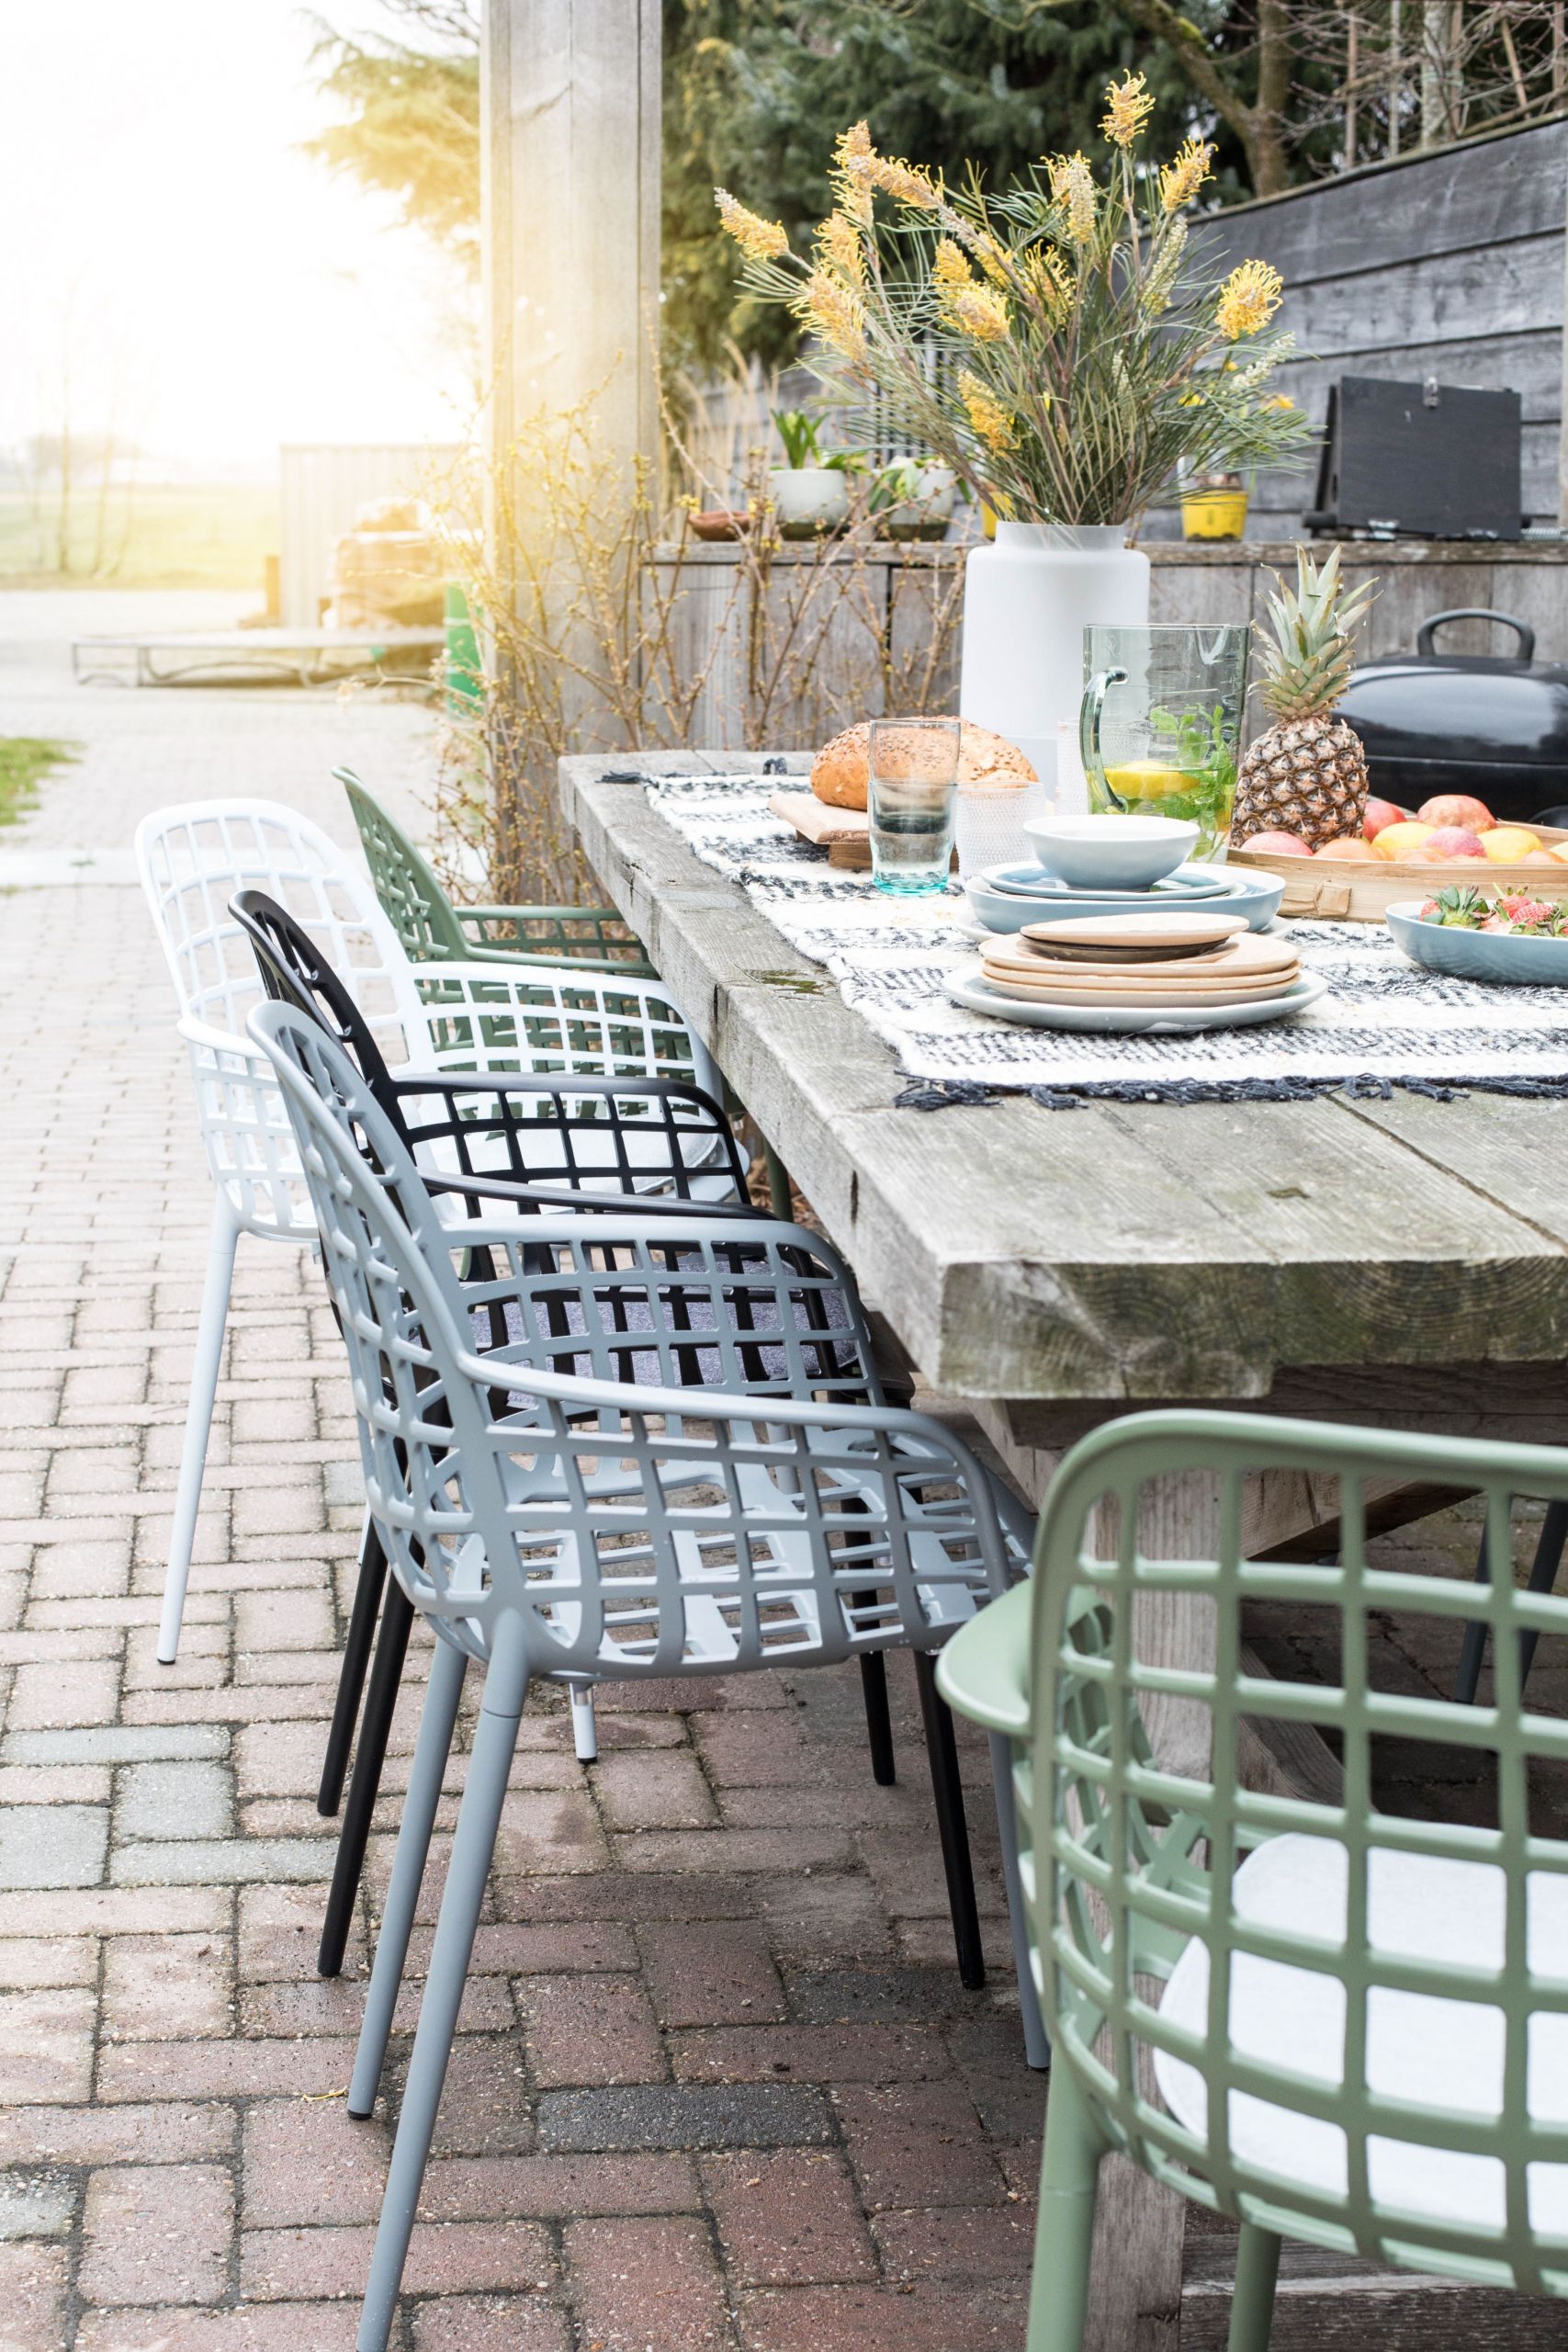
[355, 1644, 527, 2352]
[1026, 2061, 1102, 2352]
[347, 1634, 468, 2115]
[859, 1650, 897, 1785]
[761, 1138, 794, 1222]
[1517, 1499, 1568, 1693]
[318, 1517, 388, 1818]
[569, 1682, 598, 1762]
[987, 1730, 1050, 2070]
[157, 1198, 239, 1665]
[1227, 2223, 1281, 2352]
[1457, 1502, 1568, 1703]
[1455, 1524, 1494, 1704]
[319, 1581, 414, 1979]
[913, 1650, 985, 1991]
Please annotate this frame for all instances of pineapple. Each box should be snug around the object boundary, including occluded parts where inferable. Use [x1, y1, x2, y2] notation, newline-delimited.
[1232, 546, 1376, 851]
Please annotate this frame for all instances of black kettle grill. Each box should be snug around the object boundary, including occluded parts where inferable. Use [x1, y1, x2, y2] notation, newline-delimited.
[1337, 608, 1568, 828]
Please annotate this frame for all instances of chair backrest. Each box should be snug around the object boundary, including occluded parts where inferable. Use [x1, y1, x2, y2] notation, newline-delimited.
[1028, 1409, 1568, 2292]
[135, 799, 421, 1236]
[252, 999, 1002, 1681]
[231, 886, 752, 1217]
[337, 766, 471, 962]
[136, 799, 418, 1059]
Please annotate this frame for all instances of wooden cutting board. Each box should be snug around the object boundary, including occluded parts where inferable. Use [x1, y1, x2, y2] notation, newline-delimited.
[769, 790, 872, 869]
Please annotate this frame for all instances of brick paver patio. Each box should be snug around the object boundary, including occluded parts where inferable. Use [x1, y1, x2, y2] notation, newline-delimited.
[0, 641, 1040, 2351]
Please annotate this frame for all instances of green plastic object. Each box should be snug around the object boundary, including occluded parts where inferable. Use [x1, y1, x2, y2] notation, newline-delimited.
[443, 582, 483, 715]
[337, 766, 654, 977]
[938, 1408, 1568, 2349]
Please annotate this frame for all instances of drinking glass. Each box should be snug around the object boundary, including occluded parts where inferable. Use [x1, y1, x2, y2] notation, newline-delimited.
[954, 780, 1051, 881]
[867, 716, 962, 896]
[1079, 624, 1249, 860]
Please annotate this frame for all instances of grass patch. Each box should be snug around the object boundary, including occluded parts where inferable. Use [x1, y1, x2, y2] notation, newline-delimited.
[0, 485, 276, 593]
[0, 737, 77, 826]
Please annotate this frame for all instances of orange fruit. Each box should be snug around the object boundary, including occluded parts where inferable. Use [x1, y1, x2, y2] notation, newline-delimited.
[1480, 826, 1542, 862]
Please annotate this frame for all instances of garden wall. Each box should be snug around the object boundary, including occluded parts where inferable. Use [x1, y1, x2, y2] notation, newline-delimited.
[1198, 117, 1568, 539]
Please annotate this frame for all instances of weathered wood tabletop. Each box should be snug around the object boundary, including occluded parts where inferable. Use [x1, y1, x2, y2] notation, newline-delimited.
[561, 747, 1568, 2348]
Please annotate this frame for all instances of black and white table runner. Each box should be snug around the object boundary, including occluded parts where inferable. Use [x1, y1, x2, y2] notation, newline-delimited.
[644, 770, 1568, 1106]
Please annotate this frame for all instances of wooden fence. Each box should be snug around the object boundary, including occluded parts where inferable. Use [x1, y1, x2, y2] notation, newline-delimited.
[1201, 116, 1568, 539]
[653, 537, 1568, 748]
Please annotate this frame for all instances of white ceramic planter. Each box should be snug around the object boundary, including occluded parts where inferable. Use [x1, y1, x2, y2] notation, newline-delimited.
[959, 521, 1151, 789]
[882, 463, 957, 541]
[770, 467, 849, 538]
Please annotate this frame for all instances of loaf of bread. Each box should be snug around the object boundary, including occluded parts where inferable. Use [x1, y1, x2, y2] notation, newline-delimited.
[810, 719, 1036, 809]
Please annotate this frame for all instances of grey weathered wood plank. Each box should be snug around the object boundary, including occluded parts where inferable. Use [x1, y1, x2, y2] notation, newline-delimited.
[1205, 117, 1567, 284]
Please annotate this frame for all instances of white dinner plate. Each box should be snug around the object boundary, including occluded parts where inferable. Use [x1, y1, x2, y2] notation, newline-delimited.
[946, 966, 1329, 1034]
[985, 860, 1237, 901]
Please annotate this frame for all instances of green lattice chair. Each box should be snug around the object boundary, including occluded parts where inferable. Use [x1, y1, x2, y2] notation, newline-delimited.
[338, 767, 655, 977]
[938, 1409, 1568, 2351]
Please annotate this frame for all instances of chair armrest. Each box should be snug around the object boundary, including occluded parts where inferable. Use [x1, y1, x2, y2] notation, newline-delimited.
[936, 1580, 1032, 1737]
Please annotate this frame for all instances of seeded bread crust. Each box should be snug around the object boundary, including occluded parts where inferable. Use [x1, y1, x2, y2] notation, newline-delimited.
[810, 719, 1037, 809]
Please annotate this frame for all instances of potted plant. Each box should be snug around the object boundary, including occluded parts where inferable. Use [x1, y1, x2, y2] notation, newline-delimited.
[717, 85, 1312, 783]
[872, 457, 957, 542]
[769, 408, 851, 538]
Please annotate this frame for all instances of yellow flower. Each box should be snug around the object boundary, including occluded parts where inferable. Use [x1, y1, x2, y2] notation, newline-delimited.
[1264, 392, 1295, 410]
[959, 368, 1016, 453]
[932, 238, 1010, 340]
[795, 268, 866, 367]
[866, 151, 942, 211]
[1158, 138, 1214, 213]
[971, 230, 1013, 288]
[714, 188, 789, 264]
[1021, 243, 1073, 324]
[1048, 153, 1097, 244]
[1101, 72, 1154, 149]
[951, 285, 1010, 342]
[832, 121, 876, 225]
[933, 237, 974, 296]
[1216, 258, 1284, 338]
[816, 209, 864, 287]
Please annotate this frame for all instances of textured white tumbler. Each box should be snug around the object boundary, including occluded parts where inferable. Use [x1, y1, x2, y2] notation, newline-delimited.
[958, 521, 1151, 792]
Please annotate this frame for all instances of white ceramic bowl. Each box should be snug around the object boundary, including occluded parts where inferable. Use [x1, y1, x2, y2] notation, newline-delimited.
[1023, 811, 1200, 891]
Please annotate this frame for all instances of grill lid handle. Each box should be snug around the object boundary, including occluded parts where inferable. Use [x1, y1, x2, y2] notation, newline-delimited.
[1416, 608, 1536, 663]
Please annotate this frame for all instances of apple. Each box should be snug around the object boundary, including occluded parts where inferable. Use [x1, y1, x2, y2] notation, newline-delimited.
[1480, 825, 1542, 863]
[1423, 826, 1488, 861]
[1361, 797, 1406, 841]
[1241, 829, 1313, 857]
[1417, 792, 1495, 832]
[1314, 837, 1378, 860]
[1372, 820, 1435, 862]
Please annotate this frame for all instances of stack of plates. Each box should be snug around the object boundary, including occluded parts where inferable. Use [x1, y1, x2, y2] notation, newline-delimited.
[950, 910, 1328, 1035]
[964, 860, 1285, 936]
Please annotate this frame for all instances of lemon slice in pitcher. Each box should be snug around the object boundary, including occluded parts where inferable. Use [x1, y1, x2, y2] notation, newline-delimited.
[1101, 760, 1194, 804]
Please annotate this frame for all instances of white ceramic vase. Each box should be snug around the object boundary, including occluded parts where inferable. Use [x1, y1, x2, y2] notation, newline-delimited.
[959, 521, 1151, 790]
[770, 467, 849, 538]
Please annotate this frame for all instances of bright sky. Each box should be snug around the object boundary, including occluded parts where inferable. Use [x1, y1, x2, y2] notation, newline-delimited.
[0, 0, 474, 469]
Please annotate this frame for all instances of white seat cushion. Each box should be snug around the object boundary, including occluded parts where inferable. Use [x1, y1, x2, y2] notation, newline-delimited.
[1155, 1831, 1568, 2233]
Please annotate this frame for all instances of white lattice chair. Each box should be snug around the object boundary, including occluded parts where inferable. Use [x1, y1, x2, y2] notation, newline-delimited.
[136, 797, 728, 1669]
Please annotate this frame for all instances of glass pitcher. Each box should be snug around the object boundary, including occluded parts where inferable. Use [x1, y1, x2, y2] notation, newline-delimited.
[1079, 623, 1250, 861]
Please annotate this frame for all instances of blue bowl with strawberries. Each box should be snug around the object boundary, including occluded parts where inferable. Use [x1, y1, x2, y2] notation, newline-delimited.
[1387, 888, 1568, 987]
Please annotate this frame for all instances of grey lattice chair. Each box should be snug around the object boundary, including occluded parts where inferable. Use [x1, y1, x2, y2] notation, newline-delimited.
[939, 1409, 1568, 2351]
[251, 997, 1037, 2352]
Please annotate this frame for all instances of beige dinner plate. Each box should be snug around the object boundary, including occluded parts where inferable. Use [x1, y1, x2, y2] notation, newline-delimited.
[979, 967, 1303, 1010]
[982, 933, 1300, 989]
[1019, 910, 1251, 953]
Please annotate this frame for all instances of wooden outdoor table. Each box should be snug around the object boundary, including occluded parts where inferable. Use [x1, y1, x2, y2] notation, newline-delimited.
[560, 748, 1568, 2348]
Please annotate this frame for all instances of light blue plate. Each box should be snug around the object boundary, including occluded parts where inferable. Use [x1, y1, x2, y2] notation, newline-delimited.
[964, 866, 1284, 936]
[1386, 900, 1568, 987]
[987, 860, 1234, 901]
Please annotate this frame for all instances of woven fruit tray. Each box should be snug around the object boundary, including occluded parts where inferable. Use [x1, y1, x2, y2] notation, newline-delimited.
[1229, 826, 1568, 922]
